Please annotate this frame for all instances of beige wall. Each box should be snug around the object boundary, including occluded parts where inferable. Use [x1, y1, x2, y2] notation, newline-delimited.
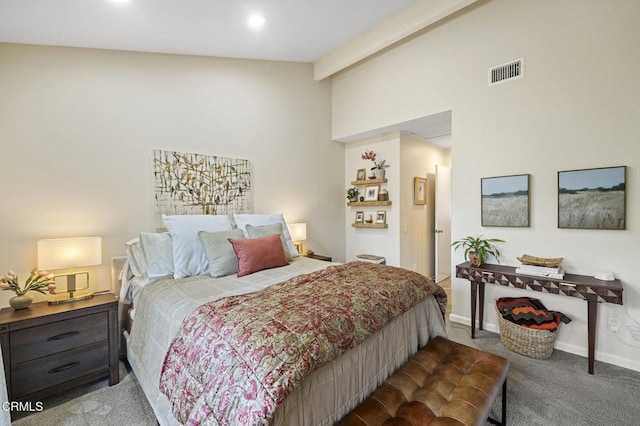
[332, 0, 640, 371]
[0, 43, 345, 306]
[399, 132, 451, 278]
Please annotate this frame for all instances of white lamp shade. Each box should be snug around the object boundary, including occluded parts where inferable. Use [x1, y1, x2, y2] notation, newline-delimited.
[37, 237, 102, 270]
[288, 223, 307, 241]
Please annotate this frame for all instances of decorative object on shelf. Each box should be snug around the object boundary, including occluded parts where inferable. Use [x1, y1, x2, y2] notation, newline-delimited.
[362, 150, 389, 179]
[376, 210, 387, 224]
[364, 185, 380, 201]
[365, 214, 373, 223]
[346, 187, 359, 202]
[558, 166, 626, 230]
[37, 237, 102, 304]
[1, 268, 57, 310]
[359, 196, 364, 202]
[414, 177, 426, 205]
[451, 235, 504, 267]
[288, 223, 307, 254]
[356, 168, 366, 181]
[517, 254, 563, 268]
[481, 174, 530, 227]
[306, 249, 315, 256]
[378, 189, 389, 201]
[355, 211, 364, 223]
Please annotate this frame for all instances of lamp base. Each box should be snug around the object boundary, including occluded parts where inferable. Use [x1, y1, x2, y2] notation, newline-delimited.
[294, 242, 304, 254]
[48, 291, 94, 305]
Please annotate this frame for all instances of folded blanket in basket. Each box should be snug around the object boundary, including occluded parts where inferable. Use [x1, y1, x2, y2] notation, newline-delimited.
[496, 297, 571, 331]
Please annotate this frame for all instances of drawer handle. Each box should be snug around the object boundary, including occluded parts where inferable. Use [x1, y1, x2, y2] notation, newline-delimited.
[48, 362, 80, 374]
[47, 331, 80, 341]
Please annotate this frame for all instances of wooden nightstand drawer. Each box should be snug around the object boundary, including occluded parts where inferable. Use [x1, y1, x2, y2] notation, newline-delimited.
[0, 293, 119, 403]
[10, 312, 108, 363]
[11, 340, 109, 398]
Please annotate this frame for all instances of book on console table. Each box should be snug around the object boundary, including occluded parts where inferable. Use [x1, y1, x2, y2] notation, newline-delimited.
[515, 267, 565, 279]
[517, 264, 563, 274]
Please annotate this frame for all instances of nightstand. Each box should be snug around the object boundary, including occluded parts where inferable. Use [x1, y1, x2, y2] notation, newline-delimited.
[0, 293, 119, 403]
[304, 254, 332, 262]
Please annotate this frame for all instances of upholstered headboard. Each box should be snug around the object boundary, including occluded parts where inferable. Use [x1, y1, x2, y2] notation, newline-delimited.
[110, 256, 129, 358]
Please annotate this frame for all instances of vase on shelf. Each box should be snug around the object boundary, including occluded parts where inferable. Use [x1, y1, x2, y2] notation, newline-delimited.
[374, 168, 386, 179]
[9, 294, 33, 310]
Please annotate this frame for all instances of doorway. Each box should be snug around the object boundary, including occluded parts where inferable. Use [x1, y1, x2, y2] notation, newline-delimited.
[434, 165, 451, 282]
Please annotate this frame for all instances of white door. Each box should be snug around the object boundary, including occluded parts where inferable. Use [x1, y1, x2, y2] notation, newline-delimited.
[434, 165, 451, 282]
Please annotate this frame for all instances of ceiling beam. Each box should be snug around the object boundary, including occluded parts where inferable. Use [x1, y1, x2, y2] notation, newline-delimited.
[313, 0, 477, 81]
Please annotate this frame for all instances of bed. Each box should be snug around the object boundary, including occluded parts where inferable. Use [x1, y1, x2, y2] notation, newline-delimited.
[118, 214, 448, 425]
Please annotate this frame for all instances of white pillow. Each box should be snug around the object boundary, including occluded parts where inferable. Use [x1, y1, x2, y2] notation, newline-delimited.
[163, 214, 233, 279]
[139, 232, 174, 279]
[233, 213, 299, 258]
[125, 238, 147, 278]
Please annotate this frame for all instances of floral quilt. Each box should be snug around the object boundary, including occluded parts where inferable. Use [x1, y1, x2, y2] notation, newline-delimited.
[159, 262, 447, 425]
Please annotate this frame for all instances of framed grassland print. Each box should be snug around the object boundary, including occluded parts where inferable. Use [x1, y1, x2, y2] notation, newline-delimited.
[414, 177, 426, 205]
[356, 168, 366, 181]
[558, 166, 626, 229]
[481, 174, 530, 227]
[376, 210, 387, 224]
[364, 185, 380, 201]
[355, 211, 364, 223]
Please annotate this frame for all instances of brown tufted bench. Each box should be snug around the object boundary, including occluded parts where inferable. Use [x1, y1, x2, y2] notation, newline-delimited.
[338, 336, 509, 426]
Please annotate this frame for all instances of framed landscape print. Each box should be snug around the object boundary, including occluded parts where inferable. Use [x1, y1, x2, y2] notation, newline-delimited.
[481, 174, 530, 227]
[558, 166, 626, 229]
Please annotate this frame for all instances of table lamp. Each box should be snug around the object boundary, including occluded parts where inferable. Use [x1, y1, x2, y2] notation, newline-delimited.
[288, 223, 307, 254]
[37, 237, 102, 304]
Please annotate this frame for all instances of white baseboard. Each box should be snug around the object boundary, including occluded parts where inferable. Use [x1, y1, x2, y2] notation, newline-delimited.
[448, 315, 640, 372]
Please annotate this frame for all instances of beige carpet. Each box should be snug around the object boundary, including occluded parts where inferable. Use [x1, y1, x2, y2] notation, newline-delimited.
[12, 362, 156, 426]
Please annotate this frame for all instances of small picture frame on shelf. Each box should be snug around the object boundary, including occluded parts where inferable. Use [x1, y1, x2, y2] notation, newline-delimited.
[356, 168, 366, 181]
[376, 210, 386, 224]
[364, 185, 380, 201]
[355, 211, 364, 223]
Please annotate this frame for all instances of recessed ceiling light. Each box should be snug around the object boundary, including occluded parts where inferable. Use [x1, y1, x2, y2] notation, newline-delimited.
[247, 14, 266, 28]
[110, 0, 131, 3]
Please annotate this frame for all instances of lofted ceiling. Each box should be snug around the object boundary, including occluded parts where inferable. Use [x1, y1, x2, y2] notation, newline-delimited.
[0, 0, 455, 144]
[0, 0, 418, 63]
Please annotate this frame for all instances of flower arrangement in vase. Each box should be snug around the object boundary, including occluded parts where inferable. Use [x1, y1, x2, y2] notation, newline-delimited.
[1, 269, 57, 310]
[362, 150, 389, 179]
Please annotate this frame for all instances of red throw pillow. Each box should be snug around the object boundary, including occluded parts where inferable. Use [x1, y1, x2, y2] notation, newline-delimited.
[229, 234, 289, 277]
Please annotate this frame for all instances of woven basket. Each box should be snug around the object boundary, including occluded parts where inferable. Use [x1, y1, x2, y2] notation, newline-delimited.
[495, 305, 558, 359]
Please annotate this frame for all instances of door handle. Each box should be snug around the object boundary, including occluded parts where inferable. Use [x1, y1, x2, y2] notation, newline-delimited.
[433, 229, 443, 233]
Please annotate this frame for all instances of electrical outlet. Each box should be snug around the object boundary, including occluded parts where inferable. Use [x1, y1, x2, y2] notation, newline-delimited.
[608, 317, 620, 332]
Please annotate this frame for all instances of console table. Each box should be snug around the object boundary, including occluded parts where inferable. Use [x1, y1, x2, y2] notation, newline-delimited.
[456, 262, 623, 374]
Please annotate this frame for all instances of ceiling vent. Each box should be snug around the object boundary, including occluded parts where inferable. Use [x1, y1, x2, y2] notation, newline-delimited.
[489, 58, 523, 86]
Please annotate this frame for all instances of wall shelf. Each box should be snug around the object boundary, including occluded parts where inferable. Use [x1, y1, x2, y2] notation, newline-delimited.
[351, 178, 387, 185]
[352, 223, 388, 229]
[347, 201, 392, 207]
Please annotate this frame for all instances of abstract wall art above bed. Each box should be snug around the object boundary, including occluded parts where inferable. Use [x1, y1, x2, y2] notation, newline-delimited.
[153, 149, 252, 227]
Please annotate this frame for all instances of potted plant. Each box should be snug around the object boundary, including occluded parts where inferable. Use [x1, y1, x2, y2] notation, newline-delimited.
[451, 235, 505, 267]
[346, 187, 359, 202]
[362, 150, 389, 179]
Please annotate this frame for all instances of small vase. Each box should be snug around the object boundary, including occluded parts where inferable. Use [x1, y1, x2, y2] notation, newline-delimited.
[9, 294, 33, 310]
[468, 252, 483, 267]
[374, 168, 386, 179]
